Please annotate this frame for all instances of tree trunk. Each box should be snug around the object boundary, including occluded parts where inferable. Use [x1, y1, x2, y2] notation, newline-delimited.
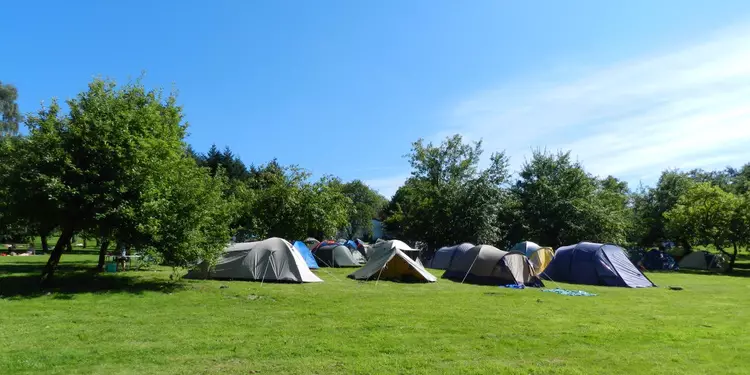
[66, 239, 73, 253]
[40, 235, 49, 252]
[727, 243, 739, 273]
[96, 240, 110, 271]
[95, 237, 100, 247]
[40, 228, 75, 286]
[83, 237, 87, 248]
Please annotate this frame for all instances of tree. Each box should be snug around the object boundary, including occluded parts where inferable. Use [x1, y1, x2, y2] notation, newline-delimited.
[631, 170, 695, 248]
[511, 151, 630, 248]
[587, 176, 633, 245]
[4, 78, 233, 283]
[339, 180, 388, 240]
[140, 160, 236, 269]
[384, 135, 510, 251]
[665, 183, 746, 272]
[730, 163, 750, 195]
[197, 144, 250, 181]
[303, 176, 353, 240]
[0, 81, 22, 136]
[239, 161, 352, 241]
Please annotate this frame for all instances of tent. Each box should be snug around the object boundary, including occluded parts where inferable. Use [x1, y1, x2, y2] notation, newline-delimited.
[355, 239, 371, 259]
[542, 242, 654, 288]
[642, 249, 678, 271]
[678, 251, 726, 271]
[442, 245, 543, 286]
[511, 241, 542, 257]
[185, 237, 322, 283]
[429, 243, 474, 270]
[367, 240, 422, 264]
[314, 243, 362, 267]
[293, 240, 319, 269]
[349, 240, 436, 282]
[345, 239, 369, 260]
[304, 237, 320, 250]
[528, 247, 554, 273]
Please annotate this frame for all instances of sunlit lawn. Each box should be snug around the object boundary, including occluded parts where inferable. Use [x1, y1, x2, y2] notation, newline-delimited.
[1, 254, 749, 374]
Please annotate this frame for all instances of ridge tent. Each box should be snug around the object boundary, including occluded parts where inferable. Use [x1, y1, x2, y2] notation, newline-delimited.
[511, 241, 542, 257]
[314, 243, 362, 267]
[528, 247, 555, 273]
[443, 245, 543, 286]
[293, 240, 319, 269]
[678, 251, 727, 271]
[542, 242, 654, 288]
[185, 237, 322, 283]
[368, 240, 422, 264]
[642, 249, 678, 271]
[429, 243, 474, 270]
[349, 240, 436, 282]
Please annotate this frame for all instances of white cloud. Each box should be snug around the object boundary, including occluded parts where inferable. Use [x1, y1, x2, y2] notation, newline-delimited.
[443, 22, 750, 186]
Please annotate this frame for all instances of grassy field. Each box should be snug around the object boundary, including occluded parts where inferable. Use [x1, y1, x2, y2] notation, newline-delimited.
[1, 255, 749, 375]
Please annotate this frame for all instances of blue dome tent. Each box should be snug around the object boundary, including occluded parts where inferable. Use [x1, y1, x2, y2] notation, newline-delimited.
[542, 242, 654, 288]
[293, 240, 319, 270]
[643, 249, 679, 271]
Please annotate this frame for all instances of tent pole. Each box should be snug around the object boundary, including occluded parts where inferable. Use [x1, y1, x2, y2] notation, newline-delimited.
[311, 254, 342, 281]
[375, 263, 386, 285]
[461, 253, 480, 284]
[260, 252, 273, 287]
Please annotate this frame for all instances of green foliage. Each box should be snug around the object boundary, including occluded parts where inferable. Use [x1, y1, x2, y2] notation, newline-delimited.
[142, 160, 236, 269]
[0, 81, 22, 136]
[195, 144, 251, 181]
[0, 78, 234, 280]
[385, 135, 510, 250]
[631, 170, 695, 247]
[235, 161, 353, 241]
[665, 183, 748, 271]
[511, 150, 630, 247]
[339, 179, 388, 239]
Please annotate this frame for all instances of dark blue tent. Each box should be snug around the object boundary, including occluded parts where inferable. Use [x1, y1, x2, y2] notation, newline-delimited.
[643, 249, 679, 271]
[429, 243, 474, 270]
[542, 242, 654, 288]
[293, 241, 319, 269]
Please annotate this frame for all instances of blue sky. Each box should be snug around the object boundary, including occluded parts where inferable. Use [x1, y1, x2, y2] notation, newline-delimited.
[4, 1, 750, 197]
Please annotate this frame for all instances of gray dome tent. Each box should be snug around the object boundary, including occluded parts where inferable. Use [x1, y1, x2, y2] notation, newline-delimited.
[429, 243, 474, 270]
[314, 243, 362, 267]
[678, 251, 727, 271]
[443, 245, 543, 286]
[186, 237, 322, 283]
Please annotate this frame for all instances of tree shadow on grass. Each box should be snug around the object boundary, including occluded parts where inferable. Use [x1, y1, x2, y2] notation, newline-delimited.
[0, 263, 182, 299]
[678, 266, 750, 278]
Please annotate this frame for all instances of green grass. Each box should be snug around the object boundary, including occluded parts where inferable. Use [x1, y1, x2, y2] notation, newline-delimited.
[1, 255, 749, 375]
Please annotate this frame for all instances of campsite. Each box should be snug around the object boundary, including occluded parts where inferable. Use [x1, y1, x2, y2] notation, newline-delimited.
[5, 2, 750, 374]
[1, 249, 749, 374]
